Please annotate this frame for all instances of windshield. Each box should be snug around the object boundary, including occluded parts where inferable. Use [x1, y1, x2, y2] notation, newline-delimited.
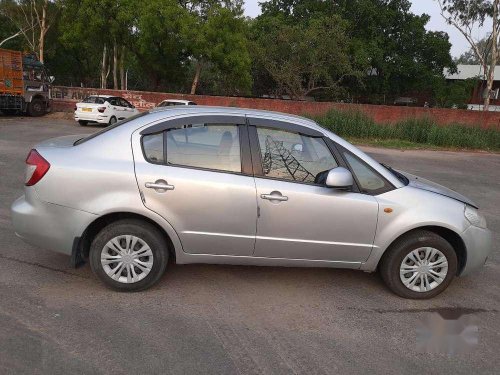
[381, 163, 409, 185]
[74, 112, 148, 145]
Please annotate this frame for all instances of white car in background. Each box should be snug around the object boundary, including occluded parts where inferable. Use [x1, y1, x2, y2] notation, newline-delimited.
[156, 99, 197, 107]
[75, 95, 139, 126]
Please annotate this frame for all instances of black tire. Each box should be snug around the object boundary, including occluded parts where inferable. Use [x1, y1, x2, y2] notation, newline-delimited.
[109, 116, 117, 125]
[78, 120, 88, 126]
[27, 99, 45, 117]
[379, 230, 457, 299]
[89, 219, 169, 292]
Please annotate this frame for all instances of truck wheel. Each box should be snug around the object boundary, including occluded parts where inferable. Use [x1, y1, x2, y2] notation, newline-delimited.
[28, 99, 45, 117]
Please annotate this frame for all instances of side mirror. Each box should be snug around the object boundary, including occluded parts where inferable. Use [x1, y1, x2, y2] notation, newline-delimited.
[292, 143, 303, 153]
[325, 167, 353, 189]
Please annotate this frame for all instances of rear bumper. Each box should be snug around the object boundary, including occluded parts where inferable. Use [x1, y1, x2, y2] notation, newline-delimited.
[11, 189, 97, 255]
[74, 111, 109, 124]
[460, 225, 493, 276]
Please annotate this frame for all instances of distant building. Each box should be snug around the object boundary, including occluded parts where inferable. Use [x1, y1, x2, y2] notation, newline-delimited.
[445, 64, 500, 111]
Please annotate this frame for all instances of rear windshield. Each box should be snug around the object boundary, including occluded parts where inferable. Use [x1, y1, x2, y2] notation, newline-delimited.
[74, 112, 148, 145]
[82, 96, 106, 104]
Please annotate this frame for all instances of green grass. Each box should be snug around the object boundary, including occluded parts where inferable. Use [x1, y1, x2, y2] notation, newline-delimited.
[310, 109, 500, 151]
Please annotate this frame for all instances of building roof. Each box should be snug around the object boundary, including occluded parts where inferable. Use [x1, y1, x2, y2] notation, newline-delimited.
[445, 64, 500, 80]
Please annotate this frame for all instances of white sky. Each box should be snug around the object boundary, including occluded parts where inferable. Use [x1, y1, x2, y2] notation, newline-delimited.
[243, 0, 491, 58]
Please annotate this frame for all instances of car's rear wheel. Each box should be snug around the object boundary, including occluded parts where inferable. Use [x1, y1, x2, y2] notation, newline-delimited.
[78, 120, 88, 126]
[89, 219, 168, 291]
[380, 230, 457, 299]
[109, 116, 117, 125]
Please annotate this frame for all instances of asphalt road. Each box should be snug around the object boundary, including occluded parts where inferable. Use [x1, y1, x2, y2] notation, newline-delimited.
[0, 115, 499, 374]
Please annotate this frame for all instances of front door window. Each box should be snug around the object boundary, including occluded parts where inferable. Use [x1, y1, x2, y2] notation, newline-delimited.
[256, 127, 338, 185]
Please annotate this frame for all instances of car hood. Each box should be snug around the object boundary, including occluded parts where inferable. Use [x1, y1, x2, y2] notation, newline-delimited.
[400, 171, 478, 209]
[36, 134, 90, 148]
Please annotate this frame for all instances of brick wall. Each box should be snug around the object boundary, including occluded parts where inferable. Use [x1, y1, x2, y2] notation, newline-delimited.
[51, 86, 500, 130]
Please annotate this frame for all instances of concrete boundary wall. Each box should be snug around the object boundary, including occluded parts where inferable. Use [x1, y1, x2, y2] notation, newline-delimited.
[51, 86, 500, 129]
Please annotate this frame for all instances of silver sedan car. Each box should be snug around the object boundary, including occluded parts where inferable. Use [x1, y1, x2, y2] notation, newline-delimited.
[11, 107, 492, 298]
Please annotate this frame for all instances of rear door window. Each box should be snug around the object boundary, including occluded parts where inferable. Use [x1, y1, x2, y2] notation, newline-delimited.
[81, 96, 106, 104]
[142, 133, 164, 164]
[166, 124, 241, 172]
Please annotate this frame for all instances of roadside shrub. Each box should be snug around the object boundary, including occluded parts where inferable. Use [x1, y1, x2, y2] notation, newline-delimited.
[311, 109, 500, 151]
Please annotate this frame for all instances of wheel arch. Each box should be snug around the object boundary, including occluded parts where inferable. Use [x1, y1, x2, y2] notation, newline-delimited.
[73, 211, 181, 267]
[377, 226, 467, 275]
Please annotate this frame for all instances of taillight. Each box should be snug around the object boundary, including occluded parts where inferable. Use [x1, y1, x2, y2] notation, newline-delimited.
[98, 106, 106, 113]
[25, 149, 50, 186]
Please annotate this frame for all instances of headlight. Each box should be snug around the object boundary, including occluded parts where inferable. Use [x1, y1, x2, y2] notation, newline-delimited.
[464, 206, 487, 229]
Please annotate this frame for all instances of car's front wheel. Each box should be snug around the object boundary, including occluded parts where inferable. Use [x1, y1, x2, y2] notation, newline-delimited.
[89, 219, 169, 291]
[380, 230, 457, 299]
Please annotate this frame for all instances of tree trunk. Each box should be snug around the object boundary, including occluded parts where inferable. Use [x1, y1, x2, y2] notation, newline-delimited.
[101, 44, 108, 89]
[484, 0, 499, 111]
[190, 61, 202, 95]
[120, 45, 126, 90]
[113, 42, 118, 90]
[38, 0, 49, 63]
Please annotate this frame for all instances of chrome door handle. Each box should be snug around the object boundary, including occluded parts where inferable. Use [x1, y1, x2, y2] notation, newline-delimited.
[261, 193, 288, 202]
[145, 182, 175, 191]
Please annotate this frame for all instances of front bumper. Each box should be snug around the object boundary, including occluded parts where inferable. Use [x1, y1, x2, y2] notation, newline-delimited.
[460, 225, 493, 276]
[11, 189, 97, 255]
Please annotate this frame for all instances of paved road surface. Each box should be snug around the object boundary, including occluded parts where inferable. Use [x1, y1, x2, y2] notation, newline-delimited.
[0, 116, 499, 374]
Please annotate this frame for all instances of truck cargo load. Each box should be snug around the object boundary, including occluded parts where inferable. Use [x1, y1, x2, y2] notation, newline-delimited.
[0, 48, 53, 116]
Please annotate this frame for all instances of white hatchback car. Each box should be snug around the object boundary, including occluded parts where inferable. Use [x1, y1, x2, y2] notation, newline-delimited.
[75, 95, 139, 126]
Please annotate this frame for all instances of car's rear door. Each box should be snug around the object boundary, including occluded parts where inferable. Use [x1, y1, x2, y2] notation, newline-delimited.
[248, 117, 380, 263]
[133, 114, 258, 256]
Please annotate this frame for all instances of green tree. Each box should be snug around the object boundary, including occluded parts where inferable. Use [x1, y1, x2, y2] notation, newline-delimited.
[433, 78, 476, 108]
[184, 2, 251, 95]
[438, 0, 499, 110]
[337, 0, 455, 103]
[59, 0, 134, 89]
[252, 14, 359, 99]
[130, 0, 192, 91]
[254, 0, 455, 103]
[0, 0, 59, 62]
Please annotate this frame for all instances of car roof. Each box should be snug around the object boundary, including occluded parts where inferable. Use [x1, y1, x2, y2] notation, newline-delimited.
[87, 95, 114, 99]
[148, 105, 318, 127]
[159, 99, 192, 103]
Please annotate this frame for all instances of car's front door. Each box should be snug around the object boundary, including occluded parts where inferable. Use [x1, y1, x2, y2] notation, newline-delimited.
[248, 120, 380, 263]
[120, 98, 136, 118]
[133, 115, 257, 256]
